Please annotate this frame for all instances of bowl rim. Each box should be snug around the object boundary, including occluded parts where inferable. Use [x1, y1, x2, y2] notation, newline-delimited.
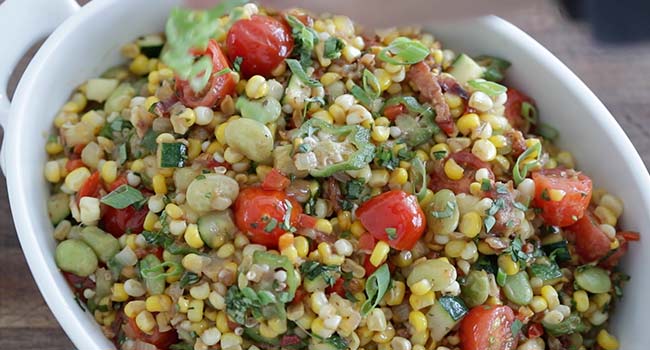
[5, 2, 650, 349]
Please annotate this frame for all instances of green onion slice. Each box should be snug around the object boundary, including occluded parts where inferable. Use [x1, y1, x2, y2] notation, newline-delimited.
[285, 59, 322, 87]
[361, 264, 391, 315]
[378, 37, 430, 65]
[467, 79, 507, 96]
[513, 141, 542, 186]
[362, 69, 381, 99]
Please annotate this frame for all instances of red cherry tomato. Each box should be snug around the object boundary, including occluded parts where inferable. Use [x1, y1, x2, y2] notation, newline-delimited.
[326, 278, 346, 296]
[384, 104, 406, 121]
[101, 205, 148, 237]
[527, 323, 544, 339]
[567, 211, 612, 263]
[175, 39, 236, 108]
[356, 190, 426, 251]
[460, 305, 517, 350]
[261, 168, 291, 191]
[106, 175, 128, 192]
[363, 255, 379, 276]
[65, 159, 85, 172]
[78, 171, 102, 201]
[226, 15, 293, 78]
[430, 151, 494, 194]
[358, 233, 377, 253]
[532, 169, 592, 227]
[234, 187, 302, 248]
[123, 317, 178, 349]
[504, 88, 534, 131]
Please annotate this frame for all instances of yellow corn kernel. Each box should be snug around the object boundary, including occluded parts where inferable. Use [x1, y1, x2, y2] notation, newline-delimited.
[369, 169, 390, 188]
[457, 113, 480, 135]
[371, 125, 390, 142]
[124, 300, 146, 318]
[541, 285, 560, 309]
[597, 329, 619, 350]
[385, 281, 406, 306]
[370, 241, 390, 267]
[216, 311, 229, 333]
[409, 291, 435, 310]
[409, 310, 428, 333]
[350, 220, 366, 237]
[418, 189, 435, 208]
[459, 212, 482, 238]
[556, 151, 575, 168]
[143, 211, 158, 232]
[130, 159, 145, 173]
[125, 234, 138, 250]
[135, 311, 156, 333]
[410, 279, 433, 296]
[184, 224, 204, 249]
[315, 219, 333, 234]
[445, 92, 463, 109]
[44, 161, 62, 183]
[152, 174, 167, 195]
[215, 123, 228, 145]
[594, 205, 617, 226]
[65, 167, 91, 192]
[389, 167, 408, 185]
[498, 254, 519, 275]
[320, 72, 341, 86]
[593, 293, 611, 309]
[187, 299, 204, 322]
[187, 138, 202, 161]
[129, 54, 150, 75]
[444, 158, 464, 180]
[573, 290, 589, 313]
[112, 283, 129, 302]
[268, 318, 287, 334]
[494, 155, 510, 172]
[489, 135, 508, 148]
[245, 75, 269, 99]
[166, 262, 182, 283]
[165, 203, 184, 220]
[549, 189, 567, 202]
[487, 295, 503, 306]
[259, 321, 279, 339]
[312, 110, 334, 124]
[281, 246, 299, 263]
[146, 294, 173, 313]
[610, 238, 620, 250]
[46, 142, 64, 155]
[278, 233, 295, 251]
[292, 236, 309, 258]
[100, 160, 118, 184]
[337, 211, 351, 231]
[529, 296, 548, 313]
[144, 96, 160, 111]
[311, 318, 332, 338]
[444, 240, 466, 258]
[328, 104, 346, 125]
[472, 139, 497, 162]
[373, 68, 392, 91]
[478, 241, 496, 255]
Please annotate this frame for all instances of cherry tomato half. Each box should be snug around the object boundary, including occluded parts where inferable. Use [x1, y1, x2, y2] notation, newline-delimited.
[78, 171, 102, 201]
[383, 104, 406, 121]
[101, 205, 148, 237]
[123, 316, 178, 349]
[226, 15, 293, 78]
[356, 190, 426, 251]
[176, 39, 236, 108]
[234, 187, 302, 248]
[460, 305, 517, 350]
[532, 168, 592, 227]
[261, 168, 291, 191]
[567, 211, 612, 263]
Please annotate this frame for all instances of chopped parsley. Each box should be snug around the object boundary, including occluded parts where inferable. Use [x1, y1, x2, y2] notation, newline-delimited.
[179, 272, 200, 288]
[484, 215, 496, 233]
[264, 217, 279, 232]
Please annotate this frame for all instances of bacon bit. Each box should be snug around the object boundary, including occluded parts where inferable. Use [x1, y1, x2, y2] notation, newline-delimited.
[152, 96, 180, 117]
[506, 130, 527, 158]
[438, 74, 469, 99]
[407, 61, 454, 136]
[323, 177, 342, 213]
[485, 183, 521, 235]
[384, 104, 406, 121]
[280, 335, 304, 347]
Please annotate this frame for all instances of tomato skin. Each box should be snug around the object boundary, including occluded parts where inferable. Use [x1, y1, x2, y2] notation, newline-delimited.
[384, 104, 406, 121]
[123, 317, 178, 349]
[226, 15, 293, 78]
[460, 305, 517, 350]
[234, 187, 302, 248]
[101, 205, 148, 237]
[78, 171, 102, 201]
[532, 169, 592, 227]
[176, 39, 235, 108]
[358, 233, 377, 253]
[567, 212, 611, 263]
[261, 168, 291, 191]
[504, 88, 534, 131]
[65, 159, 85, 172]
[356, 190, 426, 251]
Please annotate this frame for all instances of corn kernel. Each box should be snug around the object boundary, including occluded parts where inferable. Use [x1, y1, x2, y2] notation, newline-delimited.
[350, 220, 366, 237]
[549, 189, 567, 202]
[593, 293, 611, 309]
[100, 160, 118, 184]
[216, 311, 229, 333]
[498, 254, 519, 275]
[573, 290, 589, 312]
[44, 161, 62, 183]
[65, 167, 91, 192]
[312, 110, 334, 124]
[320, 72, 341, 86]
[457, 113, 480, 135]
[370, 241, 390, 267]
[152, 174, 167, 195]
[385, 281, 406, 306]
[445, 240, 466, 258]
[529, 296, 548, 313]
[445, 93, 463, 109]
[541, 285, 560, 309]
[112, 283, 129, 302]
[389, 167, 408, 185]
[129, 55, 150, 75]
[215, 123, 228, 145]
[187, 299, 204, 322]
[124, 300, 146, 318]
[371, 125, 390, 142]
[245, 75, 269, 99]
[315, 219, 333, 234]
[459, 212, 482, 238]
[409, 291, 436, 310]
[410, 279, 433, 296]
[143, 211, 158, 232]
[135, 310, 155, 333]
[409, 310, 428, 333]
[146, 294, 173, 312]
[165, 203, 184, 220]
[594, 205, 617, 226]
[184, 224, 204, 249]
[46, 142, 64, 155]
[597, 329, 619, 350]
[444, 158, 464, 180]
[430, 143, 450, 160]
[472, 139, 497, 162]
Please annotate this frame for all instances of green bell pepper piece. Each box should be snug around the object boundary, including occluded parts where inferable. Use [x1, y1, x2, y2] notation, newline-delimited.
[291, 119, 375, 177]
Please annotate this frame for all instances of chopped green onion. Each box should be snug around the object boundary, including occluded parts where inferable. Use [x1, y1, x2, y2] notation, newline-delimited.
[377, 37, 429, 65]
[232, 56, 243, 73]
[285, 59, 321, 87]
[362, 69, 381, 99]
[512, 141, 542, 186]
[411, 157, 428, 202]
[117, 143, 128, 165]
[467, 79, 507, 96]
[350, 84, 374, 109]
[323, 37, 344, 59]
[285, 15, 319, 67]
[520, 102, 538, 125]
[160, 142, 188, 168]
[264, 218, 278, 232]
[100, 185, 145, 209]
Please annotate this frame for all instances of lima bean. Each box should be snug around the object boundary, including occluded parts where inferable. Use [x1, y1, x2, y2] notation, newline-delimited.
[461, 270, 490, 307]
[502, 271, 533, 305]
[225, 118, 273, 162]
[407, 258, 457, 292]
[79, 226, 120, 263]
[236, 96, 282, 123]
[55, 239, 98, 277]
[427, 189, 460, 235]
[574, 266, 611, 293]
[186, 174, 239, 212]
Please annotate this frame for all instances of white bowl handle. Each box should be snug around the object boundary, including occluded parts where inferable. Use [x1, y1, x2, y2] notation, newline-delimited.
[0, 0, 80, 172]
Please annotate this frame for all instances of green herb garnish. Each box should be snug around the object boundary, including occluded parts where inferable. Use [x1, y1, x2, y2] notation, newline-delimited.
[378, 37, 429, 65]
[362, 69, 381, 99]
[385, 227, 397, 240]
[323, 37, 344, 59]
[300, 261, 341, 286]
[467, 79, 507, 96]
[285, 58, 321, 87]
[361, 264, 391, 315]
[431, 201, 456, 219]
[100, 185, 144, 209]
[160, 142, 188, 168]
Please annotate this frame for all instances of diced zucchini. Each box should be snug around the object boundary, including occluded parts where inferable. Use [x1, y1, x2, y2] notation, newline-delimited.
[85, 78, 119, 102]
[136, 34, 164, 58]
[426, 299, 461, 341]
[197, 210, 237, 248]
[79, 226, 120, 263]
[542, 240, 571, 262]
[48, 193, 70, 225]
[438, 295, 468, 321]
[448, 54, 485, 85]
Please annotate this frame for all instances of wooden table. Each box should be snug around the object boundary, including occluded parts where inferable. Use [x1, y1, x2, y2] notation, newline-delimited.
[1, 1, 649, 349]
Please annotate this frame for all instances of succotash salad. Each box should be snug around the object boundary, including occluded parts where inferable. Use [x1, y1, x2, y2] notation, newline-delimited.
[43, 2, 638, 350]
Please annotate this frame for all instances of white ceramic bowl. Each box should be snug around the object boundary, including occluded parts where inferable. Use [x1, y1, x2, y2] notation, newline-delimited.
[1, 0, 648, 349]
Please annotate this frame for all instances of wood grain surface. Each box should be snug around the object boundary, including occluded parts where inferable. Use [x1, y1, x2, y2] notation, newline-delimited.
[0, 1, 648, 349]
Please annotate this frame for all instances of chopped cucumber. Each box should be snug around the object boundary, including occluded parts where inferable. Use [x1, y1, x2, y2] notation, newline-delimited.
[136, 34, 164, 58]
[55, 239, 98, 277]
[85, 78, 119, 102]
[79, 226, 120, 263]
[426, 298, 462, 341]
[438, 295, 468, 321]
[448, 54, 485, 85]
[197, 210, 237, 248]
[48, 193, 70, 225]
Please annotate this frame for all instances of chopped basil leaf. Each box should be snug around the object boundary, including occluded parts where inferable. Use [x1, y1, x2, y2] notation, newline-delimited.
[530, 261, 563, 281]
[324, 334, 348, 350]
[385, 227, 397, 240]
[495, 183, 509, 194]
[383, 96, 434, 119]
[285, 15, 319, 67]
[141, 128, 159, 154]
[541, 188, 550, 201]
[323, 37, 344, 59]
[179, 272, 200, 288]
[100, 185, 145, 209]
[160, 142, 188, 168]
[431, 201, 456, 219]
[484, 215, 496, 232]
[467, 79, 507, 96]
[513, 202, 528, 212]
[361, 264, 391, 315]
[432, 150, 447, 160]
[285, 59, 321, 87]
[300, 261, 341, 286]
[378, 37, 429, 65]
[264, 218, 279, 232]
